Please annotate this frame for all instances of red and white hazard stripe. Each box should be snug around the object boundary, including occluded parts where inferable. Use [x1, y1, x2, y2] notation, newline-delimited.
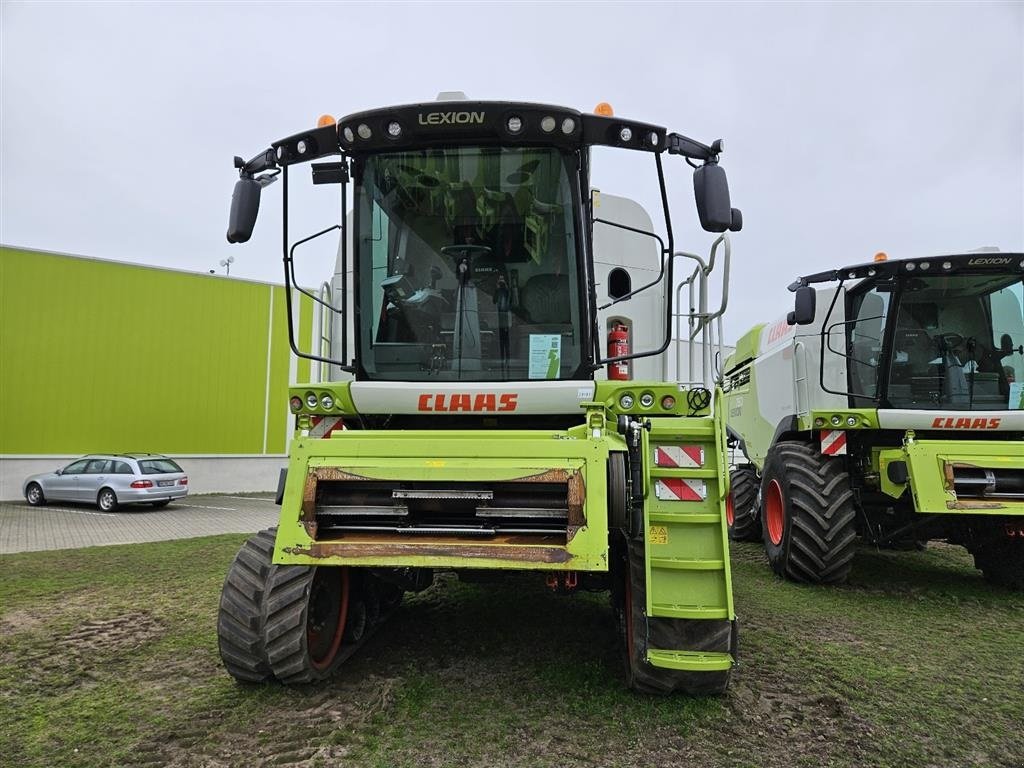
[654, 478, 707, 502]
[653, 445, 705, 468]
[820, 429, 847, 456]
[310, 416, 344, 438]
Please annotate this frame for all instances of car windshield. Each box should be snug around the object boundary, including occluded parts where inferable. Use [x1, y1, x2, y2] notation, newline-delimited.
[355, 145, 583, 381]
[138, 459, 183, 474]
[882, 273, 1024, 410]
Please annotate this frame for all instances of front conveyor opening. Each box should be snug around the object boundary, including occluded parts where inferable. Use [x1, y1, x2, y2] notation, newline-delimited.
[310, 479, 572, 541]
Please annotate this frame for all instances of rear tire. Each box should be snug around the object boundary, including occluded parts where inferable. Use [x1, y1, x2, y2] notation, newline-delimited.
[615, 537, 732, 695]
[971, 538, 1024, 591]
[761, 441, 857, 584]
[97, 487, 119, 512]
[25, 483, 45, 507]
[727, 467, 760, 541]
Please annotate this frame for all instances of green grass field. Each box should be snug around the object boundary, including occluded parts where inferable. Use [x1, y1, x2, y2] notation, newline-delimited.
[1, 536, 1022, 768]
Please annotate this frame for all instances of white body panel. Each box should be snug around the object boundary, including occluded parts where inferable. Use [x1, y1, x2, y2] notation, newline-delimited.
[877, 410, 1024, 431]
[751, 285, 848, 428]
[591, 193, 666, 381]
[350, 380, 595, 415]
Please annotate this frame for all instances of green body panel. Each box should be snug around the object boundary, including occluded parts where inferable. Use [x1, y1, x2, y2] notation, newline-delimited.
[0, 246, 314, 455]
[878, 437, 1024, 515]
[275, 382, 736, 670]
[798, 408, 881, 432]
[644, 399, 735, 669]
[274, 429, 617, 571]
[723, 324, 764, 373]
[644, 416, 734, 621]
[722, 354, 775, 470]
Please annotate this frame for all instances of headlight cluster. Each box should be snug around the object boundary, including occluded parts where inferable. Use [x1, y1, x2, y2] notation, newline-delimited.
[813, 413, 869, 429]
[617, 391, 678, 413]
[291, 391, 339, 412]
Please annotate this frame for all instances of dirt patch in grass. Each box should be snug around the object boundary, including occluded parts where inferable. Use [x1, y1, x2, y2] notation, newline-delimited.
[2, 535, 1023, 768]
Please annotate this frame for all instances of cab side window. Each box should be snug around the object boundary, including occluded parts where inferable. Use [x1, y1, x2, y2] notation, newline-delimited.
[113, 461, 133, 475]
[85, 459, 111, 474]
[847, 284, 891, 402]
[62, 460, 89, 474]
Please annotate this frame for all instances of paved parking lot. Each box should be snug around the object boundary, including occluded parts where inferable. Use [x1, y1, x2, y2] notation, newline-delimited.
[0, 494, 280, 554]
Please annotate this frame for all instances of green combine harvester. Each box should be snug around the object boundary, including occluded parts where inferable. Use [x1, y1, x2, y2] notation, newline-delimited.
[723, 251, 1024, 588]
[218, 94, 742, 693]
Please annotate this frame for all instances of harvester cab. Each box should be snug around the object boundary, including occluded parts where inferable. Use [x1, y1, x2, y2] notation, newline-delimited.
[724, 251, 1024, 590]
[219, 94, 743, 694]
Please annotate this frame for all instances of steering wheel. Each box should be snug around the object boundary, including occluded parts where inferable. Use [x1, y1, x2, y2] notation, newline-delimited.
[935, 333, 964, 351]
[441, 244, 493, 260]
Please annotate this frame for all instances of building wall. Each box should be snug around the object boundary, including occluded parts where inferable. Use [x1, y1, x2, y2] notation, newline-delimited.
[0, 246, 314, 499]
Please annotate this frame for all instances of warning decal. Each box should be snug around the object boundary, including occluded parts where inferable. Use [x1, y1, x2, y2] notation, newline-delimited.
[653, 445, 705, 468]
[820, 429, 847, 456]
[310, 416, 344, 438]
[654, 478, 707, 502]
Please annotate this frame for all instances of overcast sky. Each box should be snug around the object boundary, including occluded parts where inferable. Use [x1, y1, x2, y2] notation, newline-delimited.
[2, 1, 1022, 341]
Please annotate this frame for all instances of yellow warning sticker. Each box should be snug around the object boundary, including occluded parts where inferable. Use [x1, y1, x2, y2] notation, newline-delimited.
[649, 525, 668, 545]
[425, 460, 446, 468]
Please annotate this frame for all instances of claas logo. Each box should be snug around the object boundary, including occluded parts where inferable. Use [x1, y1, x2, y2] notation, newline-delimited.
[417, 393, 518, 412]
[931, 416, 1002, 429]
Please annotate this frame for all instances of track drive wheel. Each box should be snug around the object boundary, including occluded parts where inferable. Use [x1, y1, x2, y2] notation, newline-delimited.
[615, 537, 733, 695]
[970, 537, 1024, 591]
[217, 528, 277, 682]
[727, 466, 760, 541]
[217, 527, 401, 685]
[761, 441, 857, 584]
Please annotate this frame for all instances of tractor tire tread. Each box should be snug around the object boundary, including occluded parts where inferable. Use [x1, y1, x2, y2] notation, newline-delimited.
[765, 441, 858, 585]
[727, 467, 760, 542]
[216, 528, 278, 683]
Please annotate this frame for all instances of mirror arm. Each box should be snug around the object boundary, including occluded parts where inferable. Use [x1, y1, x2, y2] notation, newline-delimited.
[236, 148, 278, 178]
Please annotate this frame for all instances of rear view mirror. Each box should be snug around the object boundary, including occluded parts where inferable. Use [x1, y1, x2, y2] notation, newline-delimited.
[693, 163, 742, 233]
[55, 468, 63, 475]
[787, 286, 816, 325]
[226, 178, 262, 244]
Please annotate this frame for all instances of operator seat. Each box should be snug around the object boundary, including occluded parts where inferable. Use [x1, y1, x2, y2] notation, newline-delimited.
[513, 274, 572, 360]
[520, 274, 570, 325]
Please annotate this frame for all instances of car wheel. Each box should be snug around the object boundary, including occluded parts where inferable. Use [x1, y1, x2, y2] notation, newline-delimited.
[26, 483, 46, 507]
[97, 488, 119, 512]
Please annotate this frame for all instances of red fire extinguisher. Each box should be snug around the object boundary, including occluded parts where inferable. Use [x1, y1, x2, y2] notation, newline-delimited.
[608, 322, 630, 380]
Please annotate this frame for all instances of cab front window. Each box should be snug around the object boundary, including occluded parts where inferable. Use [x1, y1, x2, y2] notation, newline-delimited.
[355, 146, 583, 381]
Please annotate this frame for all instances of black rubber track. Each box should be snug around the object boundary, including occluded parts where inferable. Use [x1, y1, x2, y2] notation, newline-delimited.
[970, 538, 1024, 591]
[762, 441, 858, 584]
[216, 527, 277, 683]
[727, 466, 761, 542]
[617, 537, 733, 695]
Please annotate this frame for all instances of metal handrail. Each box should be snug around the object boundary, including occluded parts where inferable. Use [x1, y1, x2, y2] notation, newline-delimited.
[316, 282, 332, 381]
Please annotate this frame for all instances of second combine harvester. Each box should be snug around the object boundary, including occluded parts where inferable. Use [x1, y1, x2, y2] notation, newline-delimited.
[217, 95, 743, 694]
[724, 251, 1024, 588]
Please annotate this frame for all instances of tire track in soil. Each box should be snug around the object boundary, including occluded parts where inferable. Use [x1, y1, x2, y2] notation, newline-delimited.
[122, 674, 400, 768]
[7, 612, 165, 690]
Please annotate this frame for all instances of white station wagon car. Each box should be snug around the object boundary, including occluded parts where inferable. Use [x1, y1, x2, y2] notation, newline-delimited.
[23, 454, 189, 511]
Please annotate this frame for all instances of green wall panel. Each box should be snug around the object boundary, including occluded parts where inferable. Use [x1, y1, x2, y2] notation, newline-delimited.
[0, 247, 298, 455]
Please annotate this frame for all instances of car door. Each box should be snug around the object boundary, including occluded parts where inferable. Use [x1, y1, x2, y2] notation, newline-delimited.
[79, 459, 113, 504]
[48, 459, 89, 502]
